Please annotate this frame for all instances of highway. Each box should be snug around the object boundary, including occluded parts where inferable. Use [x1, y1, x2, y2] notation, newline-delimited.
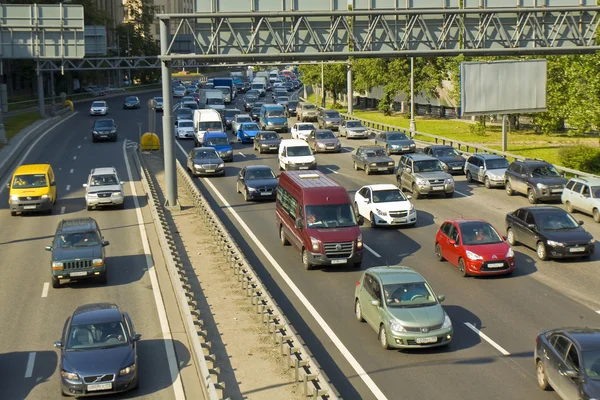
[169, 91, 600, 400]
[0, 92, 187, 399]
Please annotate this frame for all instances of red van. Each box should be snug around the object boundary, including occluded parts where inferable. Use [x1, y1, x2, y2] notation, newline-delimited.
[276, 171, 364, 270]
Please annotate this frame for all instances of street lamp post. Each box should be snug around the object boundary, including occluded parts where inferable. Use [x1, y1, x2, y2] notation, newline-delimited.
[409, 57, 417, 137]
[320, 61, 325, 108]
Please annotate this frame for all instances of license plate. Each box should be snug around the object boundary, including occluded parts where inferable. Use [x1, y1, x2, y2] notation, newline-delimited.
[87, 383, 112, 391]
[569, 247, 585, 253]
[452, 167, 463, 170]
[270, 146, 277, 149]
[402, 146, 409, 150]
[23, 205, 37, 210]
[487, 263, 504, 268]
[299, 167, 309, 170]
[330, 259, 347, 265]
[100, 199, 112, 203]
[551, 189, 563, 193]
[260, 192, 272, 196]
[393, 218, 407, 223]
[70, 271, 88, 277]
[205, 169, 215, 173]
[378, 167, 388, 171]
[431, 186, 444, 191]
[416, 337, 438, 344]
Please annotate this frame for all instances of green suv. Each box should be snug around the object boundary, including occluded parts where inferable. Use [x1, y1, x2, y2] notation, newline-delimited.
[46, 218, 110, 288]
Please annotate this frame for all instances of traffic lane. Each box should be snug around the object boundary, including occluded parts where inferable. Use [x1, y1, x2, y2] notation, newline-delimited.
[174, 142, 553, 400]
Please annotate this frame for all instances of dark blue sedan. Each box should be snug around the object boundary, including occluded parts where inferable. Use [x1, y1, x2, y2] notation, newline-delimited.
[236, 165, 279, 201]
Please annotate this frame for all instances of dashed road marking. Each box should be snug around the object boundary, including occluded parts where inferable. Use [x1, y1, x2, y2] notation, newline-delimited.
[66, 185, 70, 191]
[326, 168, 339, 174]
[454, 190, 468, 197]
[238, 152, 246, 157]
[464, 322, 510, 356]
[77, 145, 81, 149]
[69, 169, 74, 174]
[41, 282, 49, 298]
[73, 156, 77, 160]
[60, 206, 65, 214]
[364, 244, 381, 258]
[24, 352, 36, 378]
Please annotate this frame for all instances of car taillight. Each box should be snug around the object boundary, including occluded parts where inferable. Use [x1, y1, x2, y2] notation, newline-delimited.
[356, 281, 360, 287]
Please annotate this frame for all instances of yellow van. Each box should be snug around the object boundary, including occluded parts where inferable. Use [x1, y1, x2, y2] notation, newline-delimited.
[8, 164, 57, 216]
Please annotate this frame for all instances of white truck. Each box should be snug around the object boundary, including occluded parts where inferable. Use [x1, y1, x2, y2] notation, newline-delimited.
[193, 109, 224, 146]
[200, 89, 225, 110]
[251, 77, 266, 97]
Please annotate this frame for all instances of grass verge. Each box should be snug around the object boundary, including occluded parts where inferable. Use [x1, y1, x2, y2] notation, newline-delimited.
[1, 112, 43, 149]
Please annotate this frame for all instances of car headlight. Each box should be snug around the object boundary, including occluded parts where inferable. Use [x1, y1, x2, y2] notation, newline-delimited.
[310, 237, 320, 251]
[268, 121, 273, 125]
[536, 183, 548, 189]
[288, 161, 296, 166]
[247, 187, 258, 192]
[194, 163, 201, 168]
[119, 364, 136, 376]
[506, 247, 514, 258]
[112, 191, 123, 197]
[445, 178, 454, 184]
[61, 370, 80, 381]
[92, 258, 104, 267]
[244, 133, 249, 137]
[52, 261, 64, 270]
[226, 150, 233, 154]
[370, 163, 377, 167]
[391, 144, 399, 148]
[41, 194, 49, 199]
[93, 130, 99, 134]
[261, 144, 269, 147]
[218, 163, 225, 168]
[410, 143, 416, 147]
[376, 208, 388, 216]
[416, 178, 428, 185]
[547, 240, 565, 247]
[110, 129, 116, 133]
[409, 204, 416, 213]
[10, 194, 19, 201]
[466, 250, 483, 261]
[356, 234, 363, 249]
[318, 143, 325, 147]
[390, 320, 406, 333]
[590, 238, 596, 244]
[441, 314, 452, 329]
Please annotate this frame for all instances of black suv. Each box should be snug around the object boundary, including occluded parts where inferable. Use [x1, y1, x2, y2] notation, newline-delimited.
[91, 119, 118, 143]
[46, 218, 110, 288]
[504, 159, 567, 204]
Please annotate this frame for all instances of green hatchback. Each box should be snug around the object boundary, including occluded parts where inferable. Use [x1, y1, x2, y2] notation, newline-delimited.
[354, 266, 453, 349]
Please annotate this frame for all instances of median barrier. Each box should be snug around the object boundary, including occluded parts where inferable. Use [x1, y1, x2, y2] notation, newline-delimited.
[140, 133, 160, 151]
[64, 100, 74, 112]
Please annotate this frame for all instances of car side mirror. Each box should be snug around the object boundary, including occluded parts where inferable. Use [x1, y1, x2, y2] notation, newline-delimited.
[295, 217, 303, 229]
[404, 167, 412, 173]
[6, 183, 10, 189]
[239, 175, 244, 180]
[82, 183, 88, 188]
[437, 295, 446, 302]
[364, 198, 370, 203]
[479, 166, 484, 169]
[560, 171, 565, 177]
[448, 239, 457, 246]
[502, 235, 508, 241]
[133, 334, 142, 342]
[563, 369, 579, 379]
[120, 181, 125, 185]
[50, 181, 56, 186]
[578, 220, 584, 225]
[527, 223, 536, 229]
[370, 299, 381, 307]
[45, 245, 52, 251]
[406, 195, 412, 200]
[230, 141, 234, 145]
[102, 240, 110, 247]
[53, 340, 63, 348]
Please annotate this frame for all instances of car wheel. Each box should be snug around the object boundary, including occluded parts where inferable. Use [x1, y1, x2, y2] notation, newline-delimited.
[379, 325, 390, 350]
[87, 205, 93, 211]
[506, 228, 518, 246]
[458, 258, 468, 277]
[536, 360, 551, 391]
[484, 176, 491, 189]
[505, 180, 514, 196]
[435, 242, 445, 261]
[466, 171, 473, 182]
[528, 188, 538, 204]
[91, 136, 97, 143]
[593, 208, 600, 223]
[280, 226, 289, 246]
[98, 271, 107, 284]
[370, 212, 378, 228]
[355, 300, 365, 322]
[302, 249, 313, 270]
[52, 275, 61, 289]
[353, 161, 359, 171]
[353, 261, 362, 269]
[354, 202, 361, 218]
[258, 146, 262, 154]
[565, 201, 574, 213]
[10, 211, 17, 217]
[536, 241, 548, 261]
[412, 184, 421, 199]
[445, 192, 454, 198]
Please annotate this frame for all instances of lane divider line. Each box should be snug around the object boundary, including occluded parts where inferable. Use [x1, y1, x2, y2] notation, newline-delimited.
[464, 322, 510, 356]
[66, 185, 70, 191]
[596, 310, 600, 315]
[41, 282, 49, 298]
[454, 190, 468, 198]
[73, 156, 77, 160]
[238, 152, 246, 157]
[77, 145, 81, 149]
[60, 206, 65, 214]
[175, 140, 387, 399]
[24, 352, 36, 378]
[69, 169, 74, 174]
[325, 167, 339, 174]
[364, 244, 381, 258]
[122, 141, 186, 400]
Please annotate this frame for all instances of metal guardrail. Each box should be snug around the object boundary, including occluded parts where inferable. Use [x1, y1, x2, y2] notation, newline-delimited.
[135, 149, 223, 400]
[299, 96, 599, 179]
[176, 160, 339, 400]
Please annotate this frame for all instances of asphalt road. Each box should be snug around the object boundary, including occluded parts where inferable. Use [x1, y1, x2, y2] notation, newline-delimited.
[164, 90, 600, 400]
[0, 92, 187, 399]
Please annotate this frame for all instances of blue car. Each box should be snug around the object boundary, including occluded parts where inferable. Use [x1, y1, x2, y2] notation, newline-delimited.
[237, 122, 261, 144]
[203, 131, 234, 162]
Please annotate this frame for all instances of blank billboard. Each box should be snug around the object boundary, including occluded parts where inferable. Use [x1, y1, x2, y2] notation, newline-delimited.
[463, 0, 595, 7]
[460, 59, 547, 116]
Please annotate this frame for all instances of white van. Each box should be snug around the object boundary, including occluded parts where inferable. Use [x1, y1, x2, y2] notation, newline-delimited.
[278, 139, 317, 171]
[251, 79, 266, 97]
[193, 109, 224, 146]
[201, 89, 225, 110]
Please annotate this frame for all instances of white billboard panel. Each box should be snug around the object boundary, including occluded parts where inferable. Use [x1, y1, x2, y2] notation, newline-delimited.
[460, 59, 547, 116]
[463, 0, 596, 7]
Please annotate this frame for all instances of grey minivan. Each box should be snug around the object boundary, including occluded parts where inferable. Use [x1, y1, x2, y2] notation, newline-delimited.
[464, 153, 510, 189]
[396, 154, 455, 199]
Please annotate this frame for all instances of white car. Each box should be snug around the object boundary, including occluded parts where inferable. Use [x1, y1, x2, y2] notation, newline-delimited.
[354, 184, 417, 227]
[83, 167, 125, 210]
[232, 114, 253, 133]
[89, 101, 108, 116]
[291, 122, 316, 140]
[175, 119, 194, 139]
[278, 139, 316, 171]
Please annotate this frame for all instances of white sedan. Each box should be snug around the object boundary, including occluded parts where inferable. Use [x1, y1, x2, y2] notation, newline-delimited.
[89, 100, 109, 116]
[175, 119, 194, 139]
[291, 122, 316, 140]
[354, 184, 417, 227]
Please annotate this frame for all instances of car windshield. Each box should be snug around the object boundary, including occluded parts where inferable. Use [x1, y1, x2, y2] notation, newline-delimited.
[246, 168, 275, 180]
[260, 132, 278, 140]
[207, 98, 224, 105]
[55, 231, 101, 248]
[387, 133, 408, 141]
[246, 95, 257, 101]
[236, 116, 252, 123]
[536, 212, 579, 230]
[304, 104, 316, 110]
[277, 97, 289, 102]
[178, 121, 193, 128]
[193, 149, 218, 159]
[91, 102, 105, 107]
[383, 282, 437, 308]
[531, 165, 561, 177]
[298, 124, 314, 131]
[94, 120, 114, 128]
[225, 110, 241, 118]
[217, 88, 230, 95]
[305, 204, 357, 228]
[459, 221, 503, 245]
[267, 110, 284, 117]
[252, 108, 261, 114]
[252, 84, 263, 90]
[414, 160, 443, 172]
[12, 174, 47, 189]
[364, 149, 386, 157]
[183, 102, 198, 109]
[242, 123, 260, 131]
[486, 158, 510, 169]
[66, 321, 128, 351]
[583, 349, 600, 379]
[90, 174, 118, 186]
[347, 121, 362, 128]
[125, 97, 137, 102]
[154, 97, 163, 103]
[198, 121, 222, 131]
[316, 131, 335, 139]
[591, 186, 600, 198]
[287, 146, 312, 157]
[325, 111, 340, 117]
[373, 189, 406, 203]
[206, 137, 229, 146]
[433, 147, 459, 157]
[288, 101, 298, 107]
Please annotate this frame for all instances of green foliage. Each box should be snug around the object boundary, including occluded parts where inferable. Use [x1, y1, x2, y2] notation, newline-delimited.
[469, 116, 488, 136]
[558, 145, 600, 173]
[298, 63, 347, 105]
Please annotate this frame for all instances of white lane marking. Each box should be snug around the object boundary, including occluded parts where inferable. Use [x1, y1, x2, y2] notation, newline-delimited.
[238, 152, 246, 157]
[41, 282, 49, 298]
[73, 156, 77, 160]
[24, 352, 36, 378]
[464, 322, 511, 356]
[122, 141, 185, 400]
[364, 244, 381, 258]
[454, 190, 468, 197]
[84, 137, 87, 140]
[66, 185, 70, 191]
[69, 169, 74, 174]
[596, 310, 600, 315]
[77, 145, 81, 149]
[343, 147, 353, 151]
[326, 167, 339, 174]
[60, 206, 65, 214]
[0, 112, 78, 196]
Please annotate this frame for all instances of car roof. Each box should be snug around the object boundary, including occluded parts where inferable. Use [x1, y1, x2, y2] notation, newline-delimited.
[523, 205, 564, 214]
[246, 165, 273, 171]
[568, 176, 600, 185]
[315, 129, 334, 133]
[472, 152, 506, 160]
[406, 153, 435, 161]
[90, 167, 117, 176]
[57, 217, 98, 233]
[358, 145, 385, 150]
[193, 147, 217, 151]
[385, 131, 408, 135]
[426, 144, 453, 149]
[204, 131, 228, 137]
[515, 158, 551, 166]
[94, 118, 115, 123]
[14, 164, 51, 175]
[177, 119, 193, 123]
[281, 139, 309, 146]
[560, 328, 600, 350]
[72, 303, 122, 325]
[366, 184, 400, 191]
[366, 266, 425, 285]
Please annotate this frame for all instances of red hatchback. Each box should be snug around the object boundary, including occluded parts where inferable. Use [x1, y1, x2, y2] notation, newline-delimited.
[434, 219, 516, 276]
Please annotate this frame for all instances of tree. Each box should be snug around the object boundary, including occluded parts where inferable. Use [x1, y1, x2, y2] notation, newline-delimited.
[299, 63, 347, 106]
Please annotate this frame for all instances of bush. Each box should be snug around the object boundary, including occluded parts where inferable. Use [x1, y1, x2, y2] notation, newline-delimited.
[558, 145, 600, 173]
